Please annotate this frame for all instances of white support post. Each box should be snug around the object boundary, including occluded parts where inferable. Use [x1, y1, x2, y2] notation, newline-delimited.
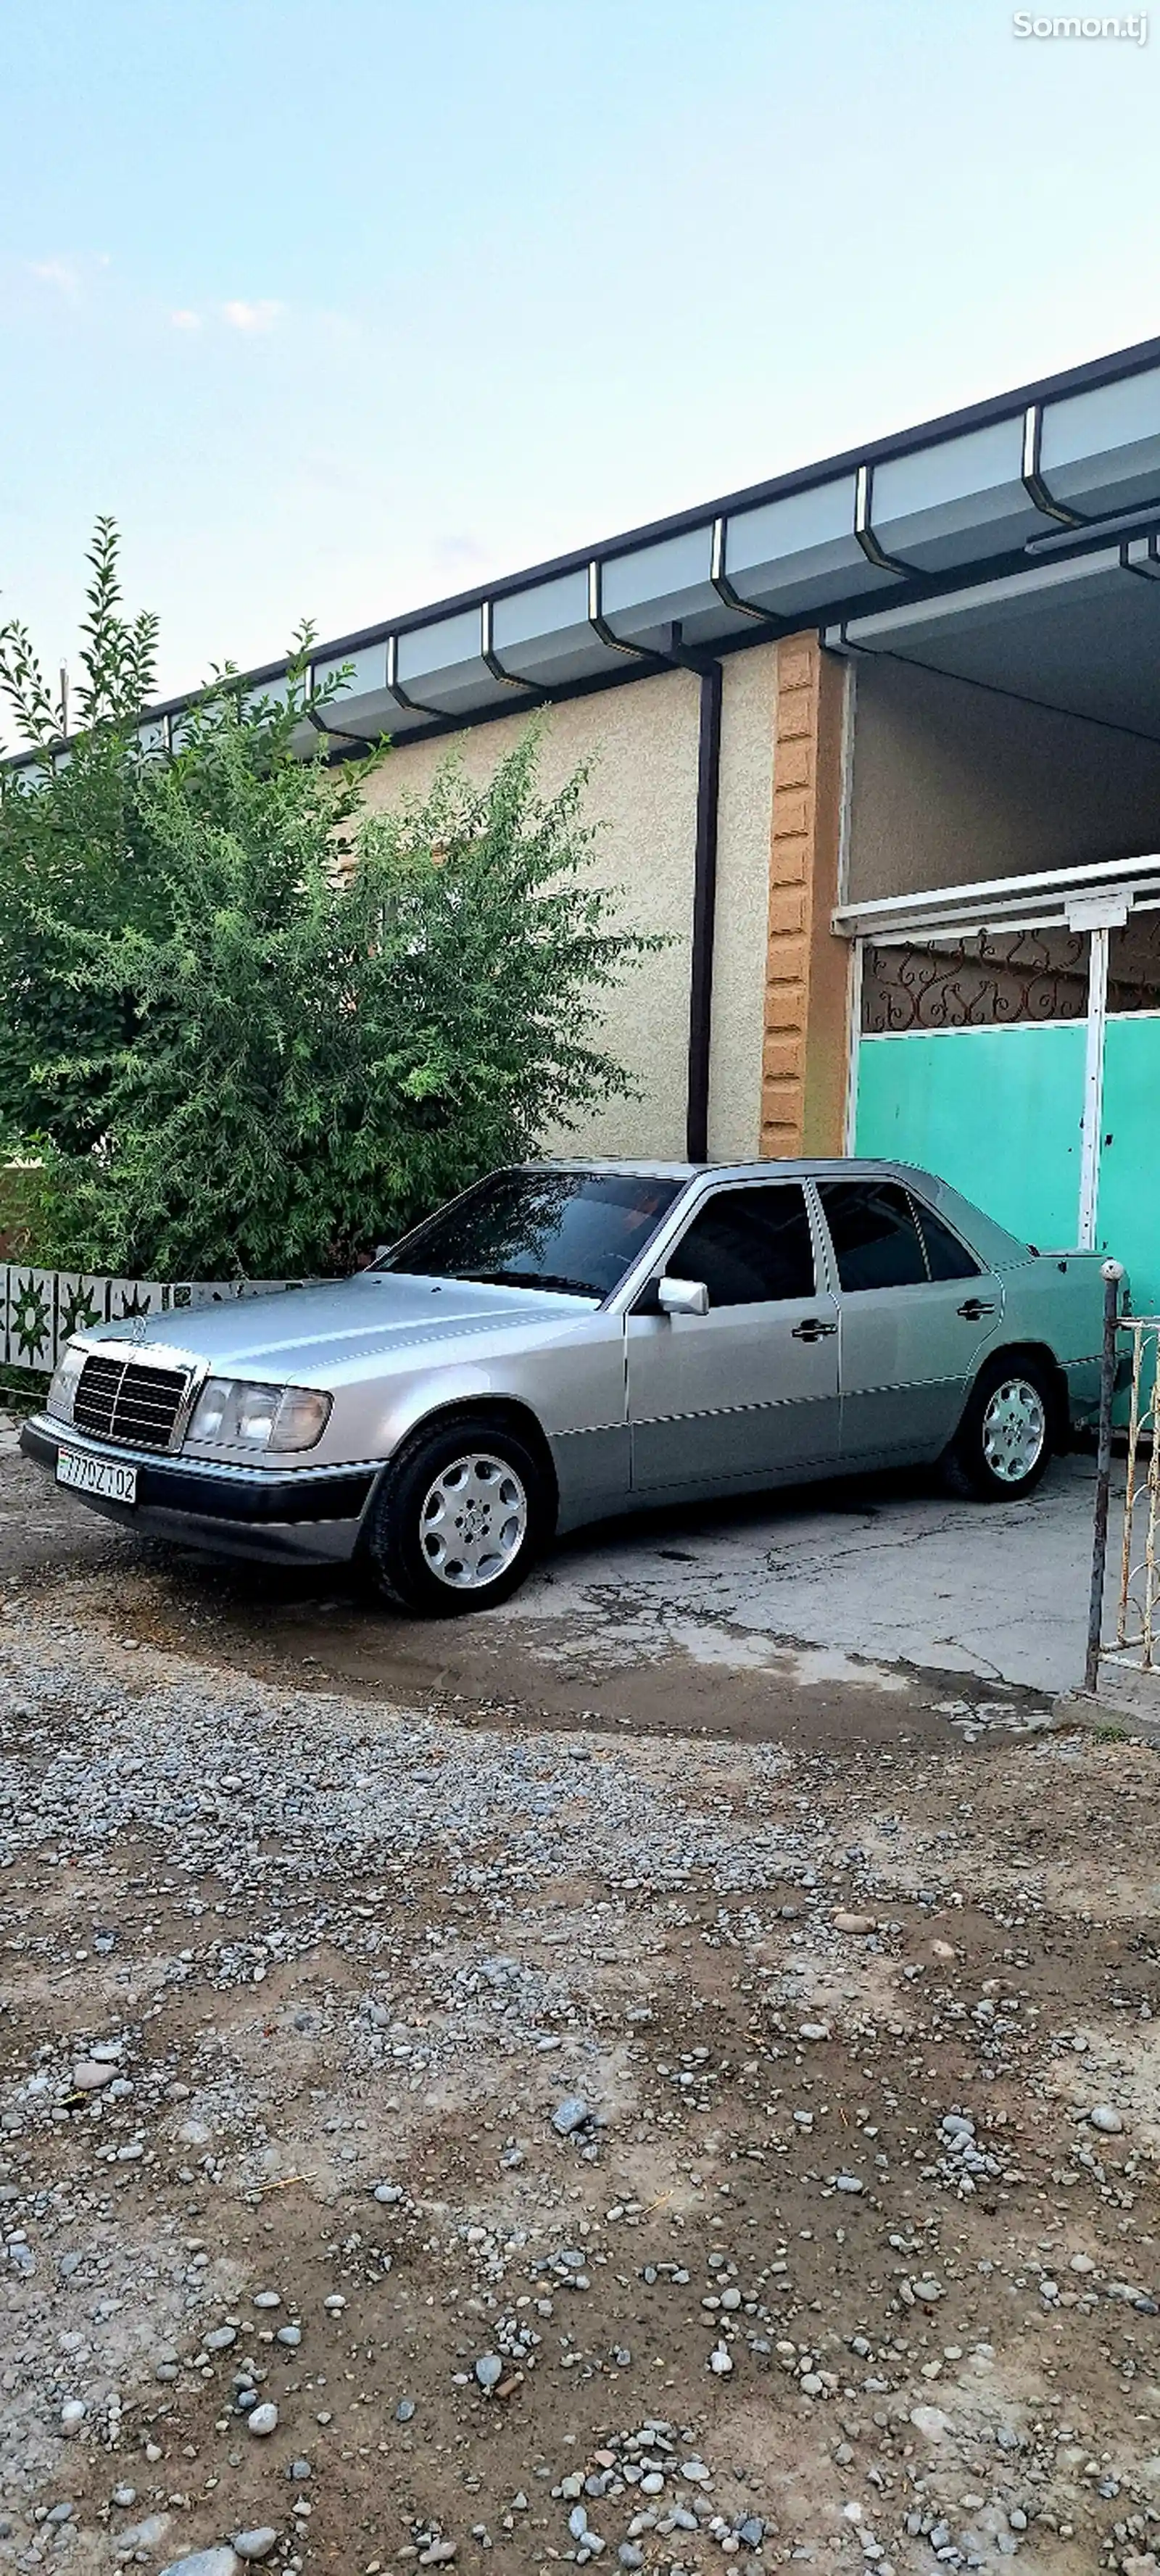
[1078, 923, 1109, 1250]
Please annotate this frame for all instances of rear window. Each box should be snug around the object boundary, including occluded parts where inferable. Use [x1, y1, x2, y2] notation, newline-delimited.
[913, 1199, 981, 1282]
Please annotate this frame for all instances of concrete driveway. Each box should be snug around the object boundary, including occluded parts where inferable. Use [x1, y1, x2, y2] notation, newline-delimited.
[511, 1449, 1106, 1697]
[6, 1422, 1109, 1753]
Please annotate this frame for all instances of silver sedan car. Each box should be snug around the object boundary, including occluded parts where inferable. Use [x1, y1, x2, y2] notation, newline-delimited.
[22, 1159, 1109, 1614]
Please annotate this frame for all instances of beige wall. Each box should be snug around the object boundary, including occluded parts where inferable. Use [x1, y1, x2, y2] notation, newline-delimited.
[847, 655, 1160, 904]
[359, 647, 782, 1164]
[360, 669, 701, 1159]
[709, 641, 779, 1159]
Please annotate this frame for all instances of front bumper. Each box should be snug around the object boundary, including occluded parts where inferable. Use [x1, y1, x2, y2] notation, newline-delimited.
[21, 1416, 379, 1565]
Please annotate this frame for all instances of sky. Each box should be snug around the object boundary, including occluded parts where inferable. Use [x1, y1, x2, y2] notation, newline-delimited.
[1, 0, 1158, 714]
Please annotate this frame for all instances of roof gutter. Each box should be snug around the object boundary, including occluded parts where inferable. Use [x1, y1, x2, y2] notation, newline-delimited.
[9, 331, 1160, 774]
[1020, 402, 1085, 529]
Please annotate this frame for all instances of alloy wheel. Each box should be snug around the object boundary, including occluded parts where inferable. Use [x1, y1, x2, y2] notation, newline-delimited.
[418, 1451, 529, 1590]
[980, 1377, 1046, 1484]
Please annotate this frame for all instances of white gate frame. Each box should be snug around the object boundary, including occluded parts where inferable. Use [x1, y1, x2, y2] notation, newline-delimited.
[836, 853, 1160, 1250]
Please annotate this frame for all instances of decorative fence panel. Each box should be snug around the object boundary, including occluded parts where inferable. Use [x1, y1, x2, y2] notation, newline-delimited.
[3, 1269, 307, 1375]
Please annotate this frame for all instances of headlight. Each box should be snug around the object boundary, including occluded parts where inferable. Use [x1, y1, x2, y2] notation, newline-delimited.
[270, 1387, 333, 1450]
[188, 1378, 331, 1454]
[48, 1342, 86, 1425]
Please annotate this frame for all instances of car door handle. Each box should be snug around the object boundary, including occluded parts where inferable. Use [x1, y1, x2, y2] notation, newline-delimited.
[792, 1317, 838, 1341]
[957, 1298, 996, 1320]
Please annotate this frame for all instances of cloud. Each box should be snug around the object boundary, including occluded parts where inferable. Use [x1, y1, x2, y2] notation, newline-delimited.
[28, 257, 80, 295]
[170, 308, 202, 331]
[222, 299, 284, 334]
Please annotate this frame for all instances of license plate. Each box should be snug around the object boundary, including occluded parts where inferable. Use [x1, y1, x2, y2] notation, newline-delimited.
[56, 1447, 138, 1506]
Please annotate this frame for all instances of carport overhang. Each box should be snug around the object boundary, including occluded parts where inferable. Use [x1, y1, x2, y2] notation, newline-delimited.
[824, 531, 1160, 744]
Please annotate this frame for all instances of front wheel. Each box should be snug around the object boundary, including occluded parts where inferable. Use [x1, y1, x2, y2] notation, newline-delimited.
[362, 1416, 547, 1613]
[942, 1356, 1056, 1502]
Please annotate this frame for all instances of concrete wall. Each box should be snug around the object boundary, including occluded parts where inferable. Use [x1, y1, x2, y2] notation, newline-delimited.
[846, 655, 1160, 903]
[359, 644, 782, 1164]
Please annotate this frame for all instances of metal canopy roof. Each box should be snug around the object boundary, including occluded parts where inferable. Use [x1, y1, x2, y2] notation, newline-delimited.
[834, 851, 1160, 943]
[13, 332, 1160, 771]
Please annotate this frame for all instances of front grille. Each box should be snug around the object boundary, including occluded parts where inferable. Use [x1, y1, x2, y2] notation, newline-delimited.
[72, 1357, 190, 1451]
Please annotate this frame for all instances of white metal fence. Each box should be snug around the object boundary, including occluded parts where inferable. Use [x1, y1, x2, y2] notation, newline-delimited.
[1, 1267, 306, 1376]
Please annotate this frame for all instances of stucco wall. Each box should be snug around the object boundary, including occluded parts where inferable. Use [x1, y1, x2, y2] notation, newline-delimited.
[847, 655, 1160, 903]
[708, 642, 779, 1161]
[358, 668, 701, 1160]
[357, 650, 783, 1164]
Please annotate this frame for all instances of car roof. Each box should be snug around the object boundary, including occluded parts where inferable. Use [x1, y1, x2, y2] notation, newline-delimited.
[524, 1157, 1034, 1267]
[529, 1155, 935, 1184]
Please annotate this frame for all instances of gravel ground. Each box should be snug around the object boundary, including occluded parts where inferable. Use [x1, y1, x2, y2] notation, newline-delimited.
[1, 1441, 1159, 2576]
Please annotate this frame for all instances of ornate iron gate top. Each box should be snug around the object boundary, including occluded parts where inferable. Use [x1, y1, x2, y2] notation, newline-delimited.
[861, 929, 1089, 1033]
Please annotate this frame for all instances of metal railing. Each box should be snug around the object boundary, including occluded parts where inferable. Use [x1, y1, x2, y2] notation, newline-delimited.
[1085, 1266, 1159, 1691]
[1116, 1317, 1160, 1674]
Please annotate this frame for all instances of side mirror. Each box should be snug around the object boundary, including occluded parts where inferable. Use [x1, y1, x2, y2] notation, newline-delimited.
[658, 1275, 710, 1318]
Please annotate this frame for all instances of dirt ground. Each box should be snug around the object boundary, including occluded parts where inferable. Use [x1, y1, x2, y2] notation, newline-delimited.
[1, 1446, 1159, 2576]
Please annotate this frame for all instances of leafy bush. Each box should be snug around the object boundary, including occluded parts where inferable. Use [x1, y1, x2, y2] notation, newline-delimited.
[0, 524, 655, 1277]
[0, 523, 168, 1159]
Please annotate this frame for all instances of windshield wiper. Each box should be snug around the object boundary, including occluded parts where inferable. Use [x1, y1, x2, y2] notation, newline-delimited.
[463, 1269, 600, 1299]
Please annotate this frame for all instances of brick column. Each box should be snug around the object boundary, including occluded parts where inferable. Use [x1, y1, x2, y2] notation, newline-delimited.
[760, 633, 850, 1159]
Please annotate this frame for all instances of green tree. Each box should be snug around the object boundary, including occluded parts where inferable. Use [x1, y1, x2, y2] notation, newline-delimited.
[0, 520, 165, 1156]
[0, 523, 655, 1278]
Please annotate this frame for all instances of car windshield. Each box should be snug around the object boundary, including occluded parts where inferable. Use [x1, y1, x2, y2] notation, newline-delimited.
[374, 1169, 683, 1302]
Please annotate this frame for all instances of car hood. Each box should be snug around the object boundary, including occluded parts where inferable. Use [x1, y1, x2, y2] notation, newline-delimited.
[84, 1273, 596, 1381]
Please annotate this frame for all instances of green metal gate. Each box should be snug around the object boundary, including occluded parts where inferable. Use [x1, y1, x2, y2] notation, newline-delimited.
[843, 865, 1160, 1317]
[1095, 1012, 1160, 1312]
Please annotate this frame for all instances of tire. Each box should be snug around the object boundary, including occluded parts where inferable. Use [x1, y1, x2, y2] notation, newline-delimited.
[361, 1415, 547, 1614]
[942, 1355, 1056, 1503]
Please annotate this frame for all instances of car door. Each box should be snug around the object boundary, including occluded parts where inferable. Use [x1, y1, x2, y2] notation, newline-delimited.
[626, 1180, 841, 1495]
[813, 1177, 1005, 1467]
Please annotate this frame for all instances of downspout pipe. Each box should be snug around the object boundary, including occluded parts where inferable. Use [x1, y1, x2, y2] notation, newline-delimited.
[684, 658, 724, 1164]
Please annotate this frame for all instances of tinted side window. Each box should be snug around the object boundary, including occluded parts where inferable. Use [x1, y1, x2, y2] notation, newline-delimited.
[818, 1180, 926, 1292]
[913, 1199, 981, 1282]
[668, 1185, 816, 1308]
